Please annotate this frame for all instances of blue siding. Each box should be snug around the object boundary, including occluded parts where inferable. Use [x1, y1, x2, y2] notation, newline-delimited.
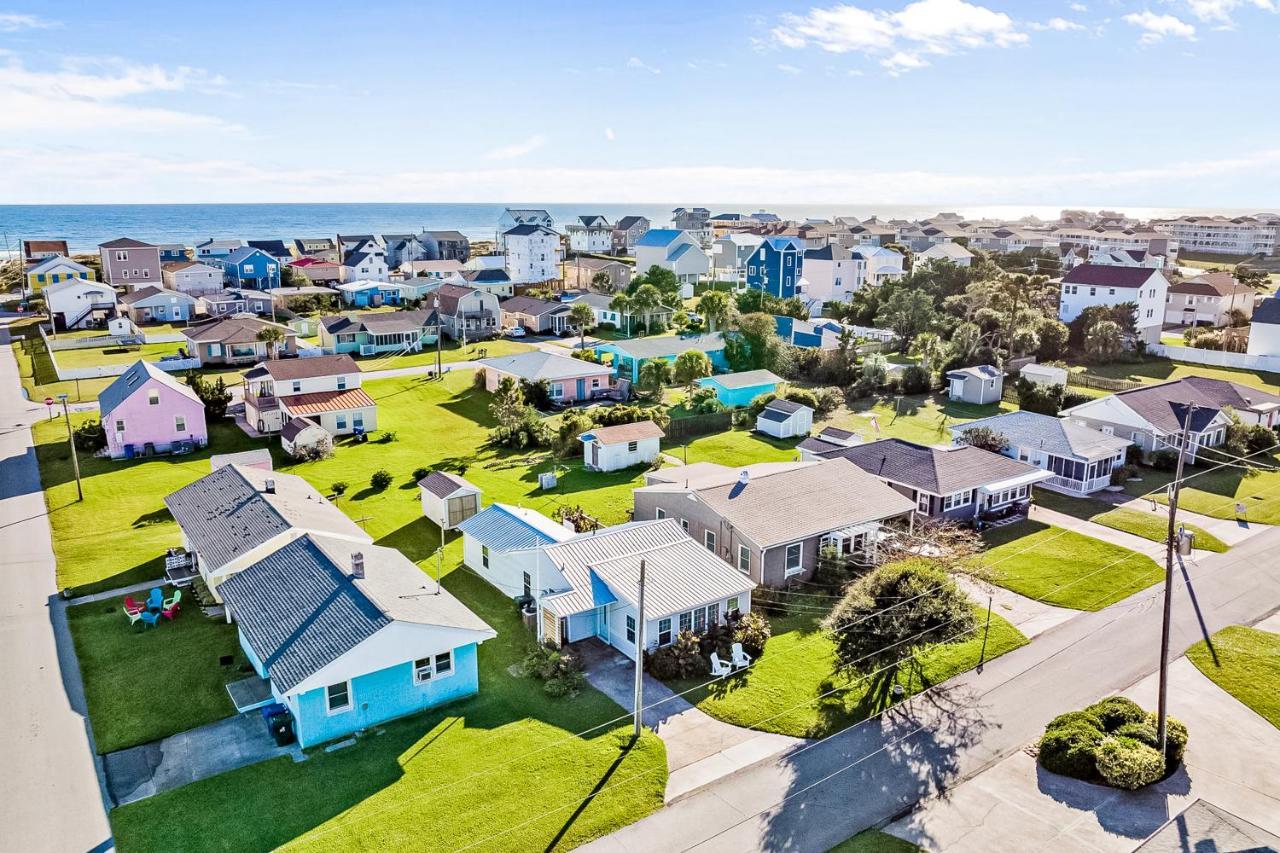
[291, 642, 480, 748]
[699, 377, 781, 408]
[239, 629, 268, 679]
[746, 239, 804, 299]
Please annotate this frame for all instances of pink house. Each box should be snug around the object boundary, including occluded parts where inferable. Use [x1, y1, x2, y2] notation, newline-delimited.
[99, 360, 209, 459]
[475, 351, 614, 403]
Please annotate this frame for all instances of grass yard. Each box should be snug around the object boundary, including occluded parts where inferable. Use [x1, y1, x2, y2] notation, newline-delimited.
[820, 393, 1012, 447]
[352, 336, 534, 370]
[669, 427, 801, 466]
[1123, 451, 1280, 524]
[1033, 488, 1228, 553]
[1076, 359, 1280, 395]
[110, 570, 667, 853]
[51, 340, 185, 370]
[666, 603, 1026, 739]
[67, 593, 249, 753]
[16, 337, 118, 402]
[1186, 625, 1280, 729]
[830, 830, 922, 853]
[980, 520, 1163, 610]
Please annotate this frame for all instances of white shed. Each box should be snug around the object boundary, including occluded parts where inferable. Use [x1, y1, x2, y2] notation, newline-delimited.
[1019, 363, 1069, 388]
[580, 420, 665, 472]
[755, 398, 813, 439]
[418, 470, 481, 531]
[280, 416, 332, 459]
[945, 365, 1003, 405]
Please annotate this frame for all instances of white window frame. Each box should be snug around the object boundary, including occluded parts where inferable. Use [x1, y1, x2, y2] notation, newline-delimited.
[625, 614, 636, 644]
[737, 544, 750, 574]
[917, 492, 930, 513]
[942, 490, 972, 512]
[174, 415, 186, 432]
[413, 651, 454, 684]
[784, 542, 803, 577]
[704, 529, 716, 552]
[481, 544, 489, 569]
[655, 507, 666, 520]
[549, 382, 564, 399]
[325, 680, 352, 714]
[147, 389, 160, 406]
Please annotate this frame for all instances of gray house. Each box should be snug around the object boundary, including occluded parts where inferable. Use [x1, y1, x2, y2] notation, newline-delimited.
[633, 459, 916, 587]
[946, 365, 1003, 405]
[809, 438, 1049, 523]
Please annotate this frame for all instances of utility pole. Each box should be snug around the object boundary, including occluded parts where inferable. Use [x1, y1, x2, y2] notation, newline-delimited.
[434, 544, 443, 594]
[1157, 401, 1195, 758]
[433, 295, 442, 378]
[58, 394, 83, 501]
[633, 558, 647, 738]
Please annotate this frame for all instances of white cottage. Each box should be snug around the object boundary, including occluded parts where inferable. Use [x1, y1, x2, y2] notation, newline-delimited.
[580, 421, 665, 472]
[418, 471, 481, 531]
[755, 398, 813, 439]
[457, 504, 576, 602]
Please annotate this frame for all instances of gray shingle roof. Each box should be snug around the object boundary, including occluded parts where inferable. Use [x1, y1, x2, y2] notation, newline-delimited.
[183, 315, 295, 345]
[320, 309, 437, 336]
[951, 411, 1131, 462]
[98, 359, 200, 418]
[607, 332, 725, 360]
[243, 354, 360, 382]
[477, 351, 611, 382]
[1110, 377, 1280, 433]
[219, 534, 494, 693]
[418, 470, 478, 499]
[163, 465, 368, 572]
[822, 439, 1043, 496]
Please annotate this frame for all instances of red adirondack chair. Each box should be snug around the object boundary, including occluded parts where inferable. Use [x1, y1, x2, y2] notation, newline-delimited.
[124, 595, 144, 615]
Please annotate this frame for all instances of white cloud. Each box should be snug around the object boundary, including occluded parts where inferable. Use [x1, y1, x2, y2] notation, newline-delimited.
[1181, 0, 1275, 24]
[0, 57, 239, 134]
[482, 134, 547, 161]
[776, 63, 803, 74]
[1123, 10, 1196, 43]
[1069, 2, 1088, 10]
[1030, 17, 1086, 31]
[6, 145, 1279, 206]
[604, 127, 615, 141]
[0, 12, 57, 32]
[626, 56, 661, 74]
[772, 0, 1025, 74]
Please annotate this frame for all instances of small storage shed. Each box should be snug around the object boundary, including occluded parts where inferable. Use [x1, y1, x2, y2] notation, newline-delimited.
[697, 369, 783, 408]
[580, 420, 665, 472]
[1019, 362, 1069, 388]
[210, 448, 274, 472]
[755, 398, 813, 439]
[419, 471, 481, 531]
[945, 365, 1003, 405]
[280, 416, 332, 459]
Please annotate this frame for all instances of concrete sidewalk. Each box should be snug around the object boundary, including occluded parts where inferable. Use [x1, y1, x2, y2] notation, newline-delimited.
[0, 324, 113, 851]
[1099, 492, 1267, 548]
[1030, 503, 1174, 561]
[577, 639, 804, 803]
[955, 576, 1079, 639]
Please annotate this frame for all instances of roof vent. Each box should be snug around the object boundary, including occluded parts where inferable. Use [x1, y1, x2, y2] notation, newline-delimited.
[263, 478, 276, 494]
[352, 552, 365, 579]
[738, 470, 750, 485]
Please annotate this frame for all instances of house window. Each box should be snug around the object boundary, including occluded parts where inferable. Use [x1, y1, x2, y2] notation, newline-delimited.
[784, 542, 803, 576]
[325, 681, 352, 713]
[655, 507, 666, 520]
[679, 611, 692, 633]
[434, 651, 452, 676]
[174, 415, 186, 432]
[625, 615, 636, 644]
[336, 414, 348, 430]
[115, 251, 128, 262]
[917, 492, 930, 513]
[523, 571, 531, 597]
[658, 618, 672, 646]
[549, 383, 564, 399]
[680, 518, 689, 532]
[481, 545, 490, 569]
[738, 544, 750, 574]
[942, 491, 973, 511]
[292, 380, 302, 393]
[353, 411, 364, 429]
[337, 376, 347, 390]
[147, 390, 160, 406]
[413, 651, 453, 684]
[114, 419, 125, 433]
[707, 602, 719, 625]
[627, 440, 638, 452]
[727, 596, 739, 614]
[705, 530, 716, 552]
[693, 607, 707, 633]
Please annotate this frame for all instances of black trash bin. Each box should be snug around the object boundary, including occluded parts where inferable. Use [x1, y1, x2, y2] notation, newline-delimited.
[261, 703, 296, 746]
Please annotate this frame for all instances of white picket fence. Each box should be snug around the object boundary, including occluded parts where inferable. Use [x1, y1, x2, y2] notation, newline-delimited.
[1147, 343, 1280, 374]
[38, 325, 200, 381]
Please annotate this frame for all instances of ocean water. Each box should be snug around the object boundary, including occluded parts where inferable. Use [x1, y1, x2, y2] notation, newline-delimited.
[0, 202, 1250, 254]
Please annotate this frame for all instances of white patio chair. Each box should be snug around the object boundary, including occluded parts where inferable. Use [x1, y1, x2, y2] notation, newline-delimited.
[709, 652, 732, 677]
[731, 642, 752, 670]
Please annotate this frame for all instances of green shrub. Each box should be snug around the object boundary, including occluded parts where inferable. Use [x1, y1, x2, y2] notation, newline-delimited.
[813, 387, 843, 416]
[1114, 720, 1158, 749]
[1143, 712, 1189, 767]
[72, 419, 107, 453]
[1094, 736, 1165, 790]
[331, 480, 348, 496]
[370, 469, 393, 490]
[900, 364, 930, 395]
[1045, 709, 1104, 732]
[1087, 696, 1147, 729]
[1150, 449, 1179, 471]
[731, 611, 772, 659]
[645, 630, 708, 680]
[412, 467, 429, 482]
[1038, 721, 1105, 780]
[521, 643, 585, 696]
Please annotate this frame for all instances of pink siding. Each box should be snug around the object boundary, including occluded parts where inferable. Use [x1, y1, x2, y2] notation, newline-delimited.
[482, 367, 611, 402]
[104, 378, 209, 459]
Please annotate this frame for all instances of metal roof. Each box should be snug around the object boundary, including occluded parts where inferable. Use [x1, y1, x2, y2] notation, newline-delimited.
[603, 332, 725, 360]
[580, 420, 665, 445]
[457, 504, 574, 553]
[477, 351, 611, 382]
[704, 369, 782, 390]
[282, 387, 376, 416]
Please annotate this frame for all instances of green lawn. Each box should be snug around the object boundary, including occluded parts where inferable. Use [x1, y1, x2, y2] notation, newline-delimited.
[1123, 452, 1280, 524]
[52, 340, 186, 370]
[1076, 359, 1280, 395]
[67, 592, 249, 753]
[669, 427, 801, 466]
[830, 830, 922, 853]
[351, 336, 534, 370]
[666, 603, 1026, 739]
[980, 520, 1163, 610]
[16, 337, 118, 402]
[110, 570, 668, 853]
[1033, 488, 1228, 553]
[1186, 625, 1280, 729]
[820, 393, 1012, 447]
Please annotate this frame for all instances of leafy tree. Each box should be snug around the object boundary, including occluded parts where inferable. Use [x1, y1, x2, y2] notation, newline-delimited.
[631, 265, 681, 307]
[609, 292, 633, 335]
[957, 425, 1010, 454]
[568, 302, 596, 352]
[1234, 265, 1269, 289]
[874, 288, 936, 350]
[1037, 318, 1069, 360]
[73, 419, 107, 453]
[672, 349, 712, 394]
[489, 377, 526, 431]
[636, 359, 672, 400]
[1015, 377, 1066, 415]
[1085, 319, 1124, 362]
[630, 283, 664, 332]
[724, 312, 785, 372]
[186, 372, 232, 420]
[824, 559, 975, 679]
[590, 270, 613, 292]
[908, 331, 944, 374]
[281, 265, 309, 289]
[255, 325, 286, 359]
[697, 289, 732, 333]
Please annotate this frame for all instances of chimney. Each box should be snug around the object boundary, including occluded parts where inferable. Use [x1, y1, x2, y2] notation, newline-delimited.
[263, 478, 276, 494]
[352, 552, 365, 579]
[738, 470, 750, 485]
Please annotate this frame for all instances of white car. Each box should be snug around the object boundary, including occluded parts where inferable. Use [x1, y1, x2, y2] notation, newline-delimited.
[505, 326, 527, 338]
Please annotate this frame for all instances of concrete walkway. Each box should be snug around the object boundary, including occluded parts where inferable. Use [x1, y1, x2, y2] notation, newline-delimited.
[0, 322, 113, 851]
[955, 576, 1079, 639]
[883, 657, 1280, 852]
[1030, 503, 1198, 561]
[1099, 491, 1267, 548]
[104, 712, 304, 806]
[577, 639, 804, 803]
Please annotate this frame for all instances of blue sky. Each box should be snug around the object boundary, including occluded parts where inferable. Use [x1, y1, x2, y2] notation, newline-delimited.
[2, 0, 1278, 208]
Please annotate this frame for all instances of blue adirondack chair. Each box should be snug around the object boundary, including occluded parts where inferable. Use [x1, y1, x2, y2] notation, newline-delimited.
[147, 587, 164, 611]
[139, 610, 161, 629]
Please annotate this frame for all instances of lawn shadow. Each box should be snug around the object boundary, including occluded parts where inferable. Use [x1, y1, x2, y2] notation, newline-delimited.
[438, 385, 498, 427]
[68, 555, 166, 598]
[374, 517, 444, 565]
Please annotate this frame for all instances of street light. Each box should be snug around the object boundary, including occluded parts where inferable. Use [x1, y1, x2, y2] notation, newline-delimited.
[58, 393, 83, 501]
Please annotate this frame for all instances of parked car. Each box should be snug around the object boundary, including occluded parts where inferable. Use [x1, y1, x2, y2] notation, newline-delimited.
[505, 326, 527, 338]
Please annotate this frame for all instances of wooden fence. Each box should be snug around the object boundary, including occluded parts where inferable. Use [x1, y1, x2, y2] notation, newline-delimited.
[664, 411, 733, 440]
[1066, 372, 1145, 393]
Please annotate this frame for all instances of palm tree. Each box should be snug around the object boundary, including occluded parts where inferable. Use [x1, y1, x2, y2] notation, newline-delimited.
[255, 325, 286, 360]
[609, 292, 633, 336]
[630, 283, 662, 334]
[637, 359, 672, 400]
[568, 302, 596, 352]
[697, 289, 732, 333]
[1085, 320, 1123, 362]
[908, 331, 944, 374]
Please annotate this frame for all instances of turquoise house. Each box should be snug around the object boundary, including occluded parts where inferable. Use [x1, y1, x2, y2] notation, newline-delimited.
[697, 369, 783, 408]
[219, 534, 496, 749]
[319, 309, 440, 355]
[593, 332, 728, 383]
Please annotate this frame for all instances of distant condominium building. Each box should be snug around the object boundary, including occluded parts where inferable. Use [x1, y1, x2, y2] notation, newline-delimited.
[1051, 226, 1179, 264]
[1153, 214, 1279, 257]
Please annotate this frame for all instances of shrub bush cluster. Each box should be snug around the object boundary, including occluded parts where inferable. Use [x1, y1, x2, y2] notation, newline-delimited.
[645, 611, 774, 679]
[645, 630, 708, 680]
[521, 642, 586, 697]
[1037, 696, 1186, 789]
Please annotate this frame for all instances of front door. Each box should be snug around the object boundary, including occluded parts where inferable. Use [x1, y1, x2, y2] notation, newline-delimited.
[591, 441, 599, 468]
[576, 378, 585, 399]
